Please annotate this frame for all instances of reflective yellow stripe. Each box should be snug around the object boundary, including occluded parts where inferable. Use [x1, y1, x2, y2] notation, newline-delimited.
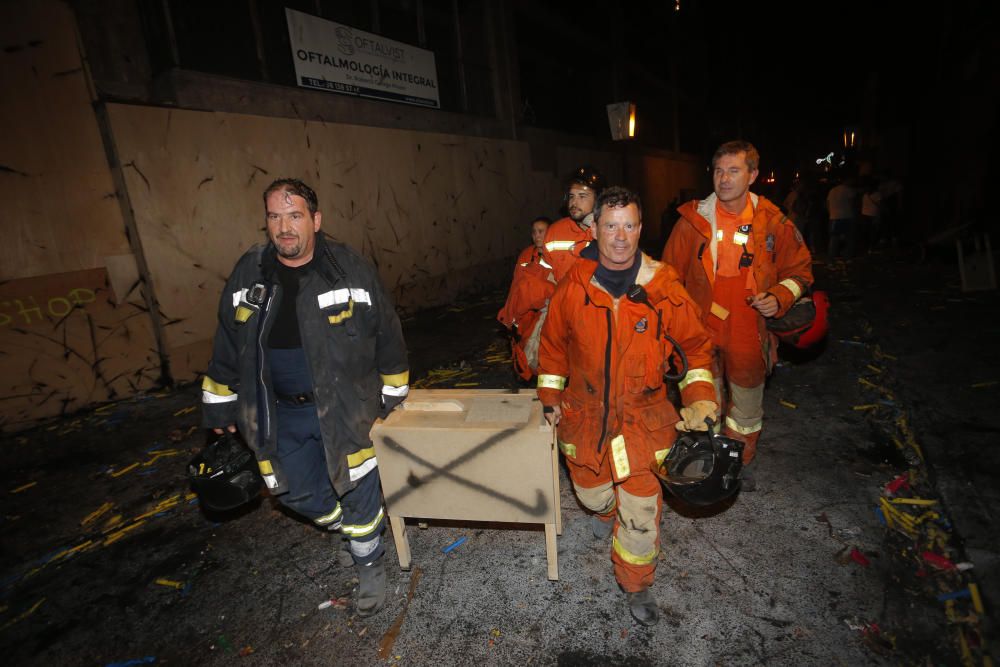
[537, 374, 566, 390]
[258, 460, 273, 475]
[328, 300, 354, 324]
[610, 435, 630, 478]
[678, 368, 714, 391]
[613, 535, 658, 565]
[558, 440, 577, 458]
[710, 301, 730, 320]
[314, 504, 343, 525]
[539, 258, 553, 269]
[202, 376, 237, 404]
[778, 278, 803, 300]
[202, 377, 234, 396]
[545, 240, 576, 252]
[380, 370, 410, 387]
[654, 447, 671, 467]
[725, 415, 762, 435]
[235, 305, 254, 323]
[342, 507, 384, 537]
[716, 229, 724, 241]
[347, 447, 376, 469]
[733, 231, 749, 245]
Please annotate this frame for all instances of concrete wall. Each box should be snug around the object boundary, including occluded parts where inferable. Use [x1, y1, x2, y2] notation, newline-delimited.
[0, 1, 703, 430]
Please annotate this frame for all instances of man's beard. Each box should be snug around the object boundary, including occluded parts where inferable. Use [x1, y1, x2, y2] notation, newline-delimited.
[275, 235, 303, 258]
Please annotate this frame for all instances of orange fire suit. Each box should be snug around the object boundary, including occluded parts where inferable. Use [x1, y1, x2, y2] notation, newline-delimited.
[541, 216, 592, 282]
[497, 246, 556, 379]
[661, 193, 813, 463]
[537, 252, 715, 592]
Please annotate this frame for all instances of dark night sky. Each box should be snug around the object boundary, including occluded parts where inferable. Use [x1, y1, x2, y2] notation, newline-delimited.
[599, 0, 979, 177]
[517, 0, 982, 183]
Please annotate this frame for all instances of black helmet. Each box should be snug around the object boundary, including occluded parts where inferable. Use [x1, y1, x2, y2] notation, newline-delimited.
[656, 430, 744, 506]
[188, 433, 263, 512]
[566, 165, 606, 194]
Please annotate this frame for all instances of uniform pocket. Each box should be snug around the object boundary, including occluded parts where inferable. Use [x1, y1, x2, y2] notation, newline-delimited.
[639, 403, 676, 432]
[556, 398, 588, 461]
[625, 354, 646, 394]
[637, 403, 679, 470]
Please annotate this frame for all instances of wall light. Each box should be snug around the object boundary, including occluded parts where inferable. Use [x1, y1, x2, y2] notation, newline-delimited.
[607, 101, 636, 141]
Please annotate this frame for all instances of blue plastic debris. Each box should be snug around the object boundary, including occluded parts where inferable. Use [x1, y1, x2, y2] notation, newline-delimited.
[936, 589, 972, 602]
[442, 537, 467, 554]
[105, 657, 156, 667]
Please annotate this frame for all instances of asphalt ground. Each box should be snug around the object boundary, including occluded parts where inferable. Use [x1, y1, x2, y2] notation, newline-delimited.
[0, 250, 995, 666]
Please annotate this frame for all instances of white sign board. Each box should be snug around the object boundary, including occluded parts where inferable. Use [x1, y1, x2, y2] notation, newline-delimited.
[286, 8, 440, 109]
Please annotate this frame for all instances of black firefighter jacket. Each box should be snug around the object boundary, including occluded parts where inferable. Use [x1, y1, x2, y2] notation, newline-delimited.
[201, 233, 409, 497]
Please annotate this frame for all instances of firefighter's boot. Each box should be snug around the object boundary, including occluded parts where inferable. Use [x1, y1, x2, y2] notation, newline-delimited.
[356, 556, 386, 616]
[627, 588, 660, 626]
[740, 462, 757, 492]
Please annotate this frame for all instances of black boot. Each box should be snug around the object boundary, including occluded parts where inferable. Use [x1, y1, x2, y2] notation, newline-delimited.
[740, 463, 757, 492]
[356, 556, 386, 617]
[627, 588, 659, 626]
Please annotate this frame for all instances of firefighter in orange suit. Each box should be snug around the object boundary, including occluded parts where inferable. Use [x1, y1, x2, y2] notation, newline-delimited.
[497, 217, 555, 379]
[541, 166, 606, 281]
[661, 141, 813, 487]
[537, 186, 717, 626]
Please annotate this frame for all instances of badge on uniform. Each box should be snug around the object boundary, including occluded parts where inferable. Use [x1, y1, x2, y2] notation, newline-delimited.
[766, 234, 775, 253]
[635, 317, 648, 333]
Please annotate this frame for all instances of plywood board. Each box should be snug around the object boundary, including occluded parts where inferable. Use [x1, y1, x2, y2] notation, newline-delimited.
[372, 390, 554, 524]
[107, 104, 556, 380]
[0, 0, 131, 281]
[0, 268, 159, 430]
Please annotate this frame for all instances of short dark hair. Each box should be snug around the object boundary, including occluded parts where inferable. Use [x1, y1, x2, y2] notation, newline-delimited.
[594, 186, 642, 224]
[263, 178, 319, 215]
[532, 216, 552, 226]
[712, 140, 760, 172]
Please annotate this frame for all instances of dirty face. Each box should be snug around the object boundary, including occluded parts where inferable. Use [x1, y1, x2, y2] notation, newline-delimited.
[592, 203, 641, 270]
[265, 190, 322, 267]
[531, 219, 549, 250]
[713, 151, 758, 210]
[567, 184, 597, 223]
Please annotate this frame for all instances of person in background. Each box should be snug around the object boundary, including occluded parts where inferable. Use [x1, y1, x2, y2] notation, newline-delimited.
[826, 174, 860, 258]
[497, 216, 555, 380]
[541, 166, 606, 282]
[661, 141, 813, 489]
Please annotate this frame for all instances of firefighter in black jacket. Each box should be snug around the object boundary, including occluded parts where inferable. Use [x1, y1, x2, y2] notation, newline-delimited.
[201, 179, 409, 616]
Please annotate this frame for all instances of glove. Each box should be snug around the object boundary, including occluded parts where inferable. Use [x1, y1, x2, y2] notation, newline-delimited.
[676, 400, 718, 432]
[378, 385, 409, 419]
